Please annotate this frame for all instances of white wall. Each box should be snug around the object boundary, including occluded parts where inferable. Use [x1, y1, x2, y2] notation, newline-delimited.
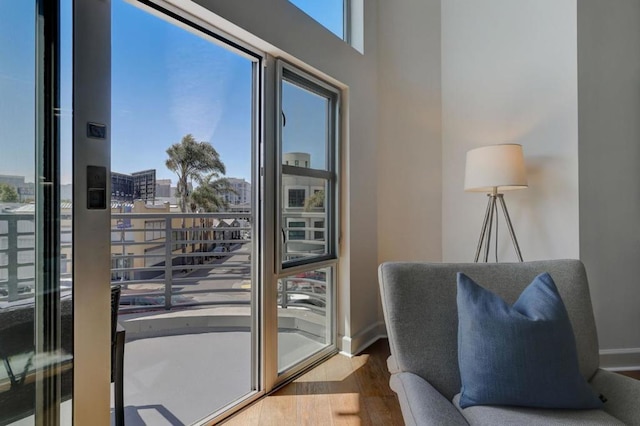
[377, 0, 442, 265]
[177, 0, 640, 370]
[578, 0, 640, 369]
[441, 0, 580, 263]
[189, 0, 380, 353]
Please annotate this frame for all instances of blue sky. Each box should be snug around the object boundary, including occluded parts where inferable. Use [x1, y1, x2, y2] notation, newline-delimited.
[1, 0, 343, 186]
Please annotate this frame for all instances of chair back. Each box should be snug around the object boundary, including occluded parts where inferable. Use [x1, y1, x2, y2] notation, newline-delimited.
[110, 285, 121, 382]
[378, 259, 600, 399]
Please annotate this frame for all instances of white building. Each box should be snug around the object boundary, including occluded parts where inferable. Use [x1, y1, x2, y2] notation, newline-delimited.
[221, 177, 251, 206]
[282, 153, 326, 260]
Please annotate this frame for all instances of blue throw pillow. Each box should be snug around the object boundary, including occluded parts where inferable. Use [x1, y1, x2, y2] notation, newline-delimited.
[456, 272, 602, 410]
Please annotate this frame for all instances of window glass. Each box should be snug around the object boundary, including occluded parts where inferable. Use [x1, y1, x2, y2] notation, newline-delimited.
[287, 188, 306, 208]
[282, 81, 328, 171]
[277, 61, 338, 379]
[282, 176, 328, 262]
[288, 0, 345, 40]
[111, 0, 257, 423]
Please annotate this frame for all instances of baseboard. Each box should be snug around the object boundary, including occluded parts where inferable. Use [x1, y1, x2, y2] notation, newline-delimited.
[599, 347, 640, 371]
[339, 321, 387, 356]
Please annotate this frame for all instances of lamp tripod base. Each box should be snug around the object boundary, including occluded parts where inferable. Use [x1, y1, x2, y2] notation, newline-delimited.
[474, 192, 523, 263]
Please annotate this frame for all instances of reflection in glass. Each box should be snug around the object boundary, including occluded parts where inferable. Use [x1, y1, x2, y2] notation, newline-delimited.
[278, 267, 332, 372]
[282, 175, 328, 263]
[282, 81, 329, 171]
[0, 0, 73, 422]
[0, 1, 37, 422]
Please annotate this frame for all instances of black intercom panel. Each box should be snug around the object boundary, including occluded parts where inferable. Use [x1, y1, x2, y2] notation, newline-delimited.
[87, 165, 107, 209]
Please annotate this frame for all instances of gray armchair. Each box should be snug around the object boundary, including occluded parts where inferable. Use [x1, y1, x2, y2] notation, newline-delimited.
[378, 260, 640, 425]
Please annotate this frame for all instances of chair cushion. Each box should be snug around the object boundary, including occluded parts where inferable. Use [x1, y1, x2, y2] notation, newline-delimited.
[452, 394, 623, 425]
[457, 272, 602, 409]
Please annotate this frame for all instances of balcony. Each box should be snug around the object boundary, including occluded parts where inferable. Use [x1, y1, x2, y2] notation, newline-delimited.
[0, 209, 329, 425]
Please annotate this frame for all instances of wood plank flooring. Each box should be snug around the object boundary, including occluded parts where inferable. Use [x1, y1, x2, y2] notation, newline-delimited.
[619, 370, 640, 380]
[223, 338, 640, 425]
[222, 339, 403, 425]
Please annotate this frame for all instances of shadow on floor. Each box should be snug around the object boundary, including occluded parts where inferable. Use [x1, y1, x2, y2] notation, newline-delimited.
[111, 404, 185, 426]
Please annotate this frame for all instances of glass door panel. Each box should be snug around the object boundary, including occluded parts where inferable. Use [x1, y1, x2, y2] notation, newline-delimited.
[277, 266, 333, 372]
[111, 1, 259, 424]
[0, 0, 72, 423]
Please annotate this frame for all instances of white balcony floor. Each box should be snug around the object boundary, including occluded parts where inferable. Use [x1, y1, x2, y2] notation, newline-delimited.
[110, 330, 325, 426]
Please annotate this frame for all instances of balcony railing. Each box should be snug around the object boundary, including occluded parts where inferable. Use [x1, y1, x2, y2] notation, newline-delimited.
[0, 211, 327, 316]
[0, 213, 37, 302]
[109, 212, 254, 313]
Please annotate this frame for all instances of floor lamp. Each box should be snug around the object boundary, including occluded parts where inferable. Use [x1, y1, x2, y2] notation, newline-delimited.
[464, 144, 528, 262]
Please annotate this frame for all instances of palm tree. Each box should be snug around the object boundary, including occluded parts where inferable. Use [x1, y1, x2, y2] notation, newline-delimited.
[165, 134, 226, 213]
[166, 134, 227, 264]
[188, 176, 236, 259]
[188, 175, 234, 213]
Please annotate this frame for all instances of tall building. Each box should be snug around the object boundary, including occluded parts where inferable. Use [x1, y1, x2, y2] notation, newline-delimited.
[111, 169, 156, 202]
[111, 172, 134, 202]
[221, 177, 251, 206]
[132, 169, 156, 202]
[155, 179, 172, 198]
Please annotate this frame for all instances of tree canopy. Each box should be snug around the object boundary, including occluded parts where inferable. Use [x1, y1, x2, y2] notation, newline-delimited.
[165, 134, 227, 213]
[304, 190, 325, 211]
[0, 184, 19, 202]
[189, 174, 235, 212]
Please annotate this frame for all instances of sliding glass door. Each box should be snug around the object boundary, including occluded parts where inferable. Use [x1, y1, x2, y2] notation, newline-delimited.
[109, 1, 261, 424]
[1, 2, 342, 423]
[0, 0, 73, 423]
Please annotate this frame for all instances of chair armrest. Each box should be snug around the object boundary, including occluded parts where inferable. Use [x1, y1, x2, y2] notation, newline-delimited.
[387, 355, 400, 375]
[590, 368, 640, 425]
[390, 372, 468, 426]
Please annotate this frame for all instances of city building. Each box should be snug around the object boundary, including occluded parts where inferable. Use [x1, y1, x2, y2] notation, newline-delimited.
[219, 177, 251, 206]
[155, 178, 172, 198]
[111, 172, 134, 202]
[282, 153, 325, 260]
[4, 1, 640, 425]
[132, 169, 156, 202]
[111, 169, 157, 202]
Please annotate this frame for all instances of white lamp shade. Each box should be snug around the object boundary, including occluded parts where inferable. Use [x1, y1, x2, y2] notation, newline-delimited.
[464, 144, 528, 192]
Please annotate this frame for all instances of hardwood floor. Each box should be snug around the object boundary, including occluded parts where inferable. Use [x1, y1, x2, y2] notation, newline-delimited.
[222, 338, 640, 425]
[619, 370, 640, 380]
[222, 339, 403, 425]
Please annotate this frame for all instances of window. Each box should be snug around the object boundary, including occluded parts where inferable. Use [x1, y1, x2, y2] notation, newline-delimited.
[288, 221, 306, 240]
[289, 0, 347, 41]
[277, 60, 340, 376]
[144, 220, 165, 241]
[288, 188, 306, 208]
[314, 220, 324, 240]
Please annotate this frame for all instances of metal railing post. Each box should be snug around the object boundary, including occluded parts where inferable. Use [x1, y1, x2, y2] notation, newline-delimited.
[281, 278, 288, 309]
[7, 216, 18, 302]
[164, 216, 172, 310]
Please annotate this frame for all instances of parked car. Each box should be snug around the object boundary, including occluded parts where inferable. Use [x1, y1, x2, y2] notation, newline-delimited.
[212, 246, 227, 259]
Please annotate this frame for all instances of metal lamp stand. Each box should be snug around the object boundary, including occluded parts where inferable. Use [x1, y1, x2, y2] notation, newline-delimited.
[474, 189, 523, 262]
